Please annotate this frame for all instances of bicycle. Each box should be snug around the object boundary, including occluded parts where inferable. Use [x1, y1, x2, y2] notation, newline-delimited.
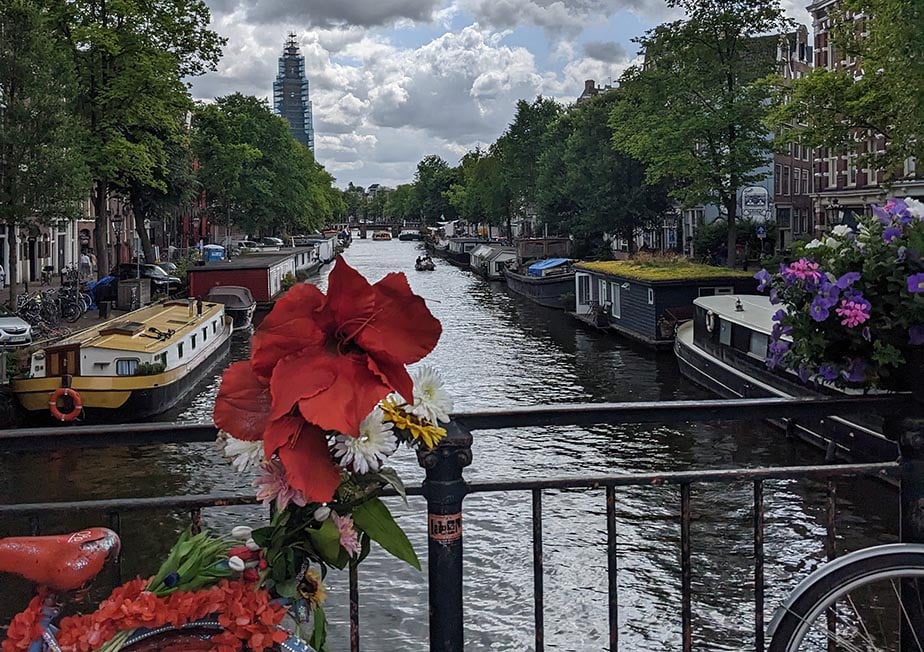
[0, 528, 315, 651]
[767, 543, 924, 650]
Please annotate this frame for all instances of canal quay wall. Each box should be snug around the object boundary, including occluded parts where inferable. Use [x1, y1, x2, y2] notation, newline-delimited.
[0, 240, 918, 650]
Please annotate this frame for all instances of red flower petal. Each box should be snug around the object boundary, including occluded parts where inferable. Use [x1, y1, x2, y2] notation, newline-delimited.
[268, 352, 337, 421]
[325, 258, 376, 341]
[357, 272, 442, 364]
[251, 283, 329, 377]
[367, 352, 414, 405]
[277, 422, 342, 503]
[296, 353, 390, 435]
[214, 362, 271, 441]
[262, 415, 304, 458]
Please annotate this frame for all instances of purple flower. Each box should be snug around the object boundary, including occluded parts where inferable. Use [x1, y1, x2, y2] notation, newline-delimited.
[810, 296, 833, 321]
[766, 340, 790, 370]
[818, 364, 839, 382]
[886, 198, 909, 214]
[835, 272, 861, 290]
[754, 268, 771, 292]
[772, 309, 786, 322]
[908, 273, 924, 293]
[883, 227, 902, 243]
[769, 287, 781, 305]
[872, 204, 891, 225]
[841, 358, 868, 383]
[909, 325, 924, 346]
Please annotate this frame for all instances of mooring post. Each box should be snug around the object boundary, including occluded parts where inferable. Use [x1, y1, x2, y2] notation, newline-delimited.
[417, 419, 473, 652]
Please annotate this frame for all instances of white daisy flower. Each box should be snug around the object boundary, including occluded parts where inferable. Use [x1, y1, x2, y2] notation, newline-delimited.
[333, 407, 397, 474]
[408, 365, 453, 425]
[223, 435, 264, 473]
[824, 237, 840, 249]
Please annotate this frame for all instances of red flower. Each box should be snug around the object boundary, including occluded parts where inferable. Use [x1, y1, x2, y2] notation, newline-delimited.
[213, 258, 441, 503]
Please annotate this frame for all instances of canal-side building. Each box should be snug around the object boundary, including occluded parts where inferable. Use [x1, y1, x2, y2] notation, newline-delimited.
[573, 260, 756, 347]
[273, 33, 315, 151]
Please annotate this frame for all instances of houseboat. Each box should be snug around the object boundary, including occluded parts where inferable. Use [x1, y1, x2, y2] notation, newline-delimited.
[674, 294, 895, 462]
[205, 286, 256, 330]
[398, 230, 423, 241]
[445, 237, 487, 268]
[504, 258, 575, 309]
[372, 231, 393, 241]
[13, 300, 232, 425]
[469, 244, 515, 280]
[572, 260, 755, 348]
[187, 249, 317, 309]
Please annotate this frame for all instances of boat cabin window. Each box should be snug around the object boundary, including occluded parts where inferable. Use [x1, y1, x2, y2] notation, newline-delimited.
[719, 319, 732, 346]
[610, 282, 621, 318]
[115, 358, 140, 376]
[698, 286, 735, 297]
[577, 274, 591, 305]
[202, 327, 207, 341]
[749, 332, 770, 358]
[178, 342, 184, 358]
[598, 279, 608, 305]
[191, 334, 197, 350]
[212, 321, 217, 334]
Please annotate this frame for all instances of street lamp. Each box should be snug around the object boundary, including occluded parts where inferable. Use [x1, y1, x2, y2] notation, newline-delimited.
[111, 213, 124, 265]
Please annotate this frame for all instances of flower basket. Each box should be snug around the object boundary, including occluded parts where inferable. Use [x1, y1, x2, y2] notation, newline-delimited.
[756, 198, 924, 392]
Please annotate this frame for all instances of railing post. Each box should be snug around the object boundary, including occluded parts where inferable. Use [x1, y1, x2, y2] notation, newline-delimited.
[417, 420, 473, 652]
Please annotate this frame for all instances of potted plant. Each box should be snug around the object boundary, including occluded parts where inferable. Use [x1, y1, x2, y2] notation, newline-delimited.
[755, 197, 924, 392]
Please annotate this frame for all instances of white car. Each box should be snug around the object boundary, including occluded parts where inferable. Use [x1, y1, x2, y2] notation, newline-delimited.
[261, 237, 285, 248]
[0, 305, 32, 346]
[233, 240, 261, 252]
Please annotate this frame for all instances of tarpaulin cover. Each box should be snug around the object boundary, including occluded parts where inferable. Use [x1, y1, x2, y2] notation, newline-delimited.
[527, 258, 570, 277]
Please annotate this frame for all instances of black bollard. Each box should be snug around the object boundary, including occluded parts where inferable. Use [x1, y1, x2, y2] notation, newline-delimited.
[417, 420, 472, 652]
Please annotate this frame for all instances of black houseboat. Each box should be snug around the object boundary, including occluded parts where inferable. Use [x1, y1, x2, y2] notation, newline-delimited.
[503, 237, 574, 309]
[675, 294, 896, 462]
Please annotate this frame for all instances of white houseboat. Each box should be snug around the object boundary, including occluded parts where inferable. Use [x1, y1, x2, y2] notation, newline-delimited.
[14, 301, 232, 424]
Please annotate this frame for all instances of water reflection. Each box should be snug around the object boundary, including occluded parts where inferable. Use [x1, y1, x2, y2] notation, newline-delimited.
[0, 238, 896, 650]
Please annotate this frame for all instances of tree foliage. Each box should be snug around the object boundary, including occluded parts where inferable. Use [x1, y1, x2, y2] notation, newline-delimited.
[772, 0, 924, 174]
[193, 94, 339, 237]
[0, 0, 89, 305]
[610, 0, 788, 266]
[501, 97, 563, 215]
[414, 155, 457, 223]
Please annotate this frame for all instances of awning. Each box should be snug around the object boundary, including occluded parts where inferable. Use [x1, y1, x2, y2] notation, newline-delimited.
[527, 258, 570, 277]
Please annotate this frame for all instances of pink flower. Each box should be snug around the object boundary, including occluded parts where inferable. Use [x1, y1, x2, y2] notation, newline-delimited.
[331, 512, 361, 558]
[835, 299, 871, 328]
[254, 459, 307, 510]
[783, 258, 822, 283]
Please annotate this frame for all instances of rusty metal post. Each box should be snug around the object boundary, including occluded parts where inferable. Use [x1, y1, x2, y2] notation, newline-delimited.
[417, 420, 473, 652]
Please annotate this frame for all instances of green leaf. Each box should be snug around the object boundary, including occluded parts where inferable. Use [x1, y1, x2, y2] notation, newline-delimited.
[376, 467, 407, 504]
[351, 498, 420, 570]
[251, 525, 274, 548]
[308, 606, 329, 652]
[275, 578, 298, 598]
[307, 520, 343, 566]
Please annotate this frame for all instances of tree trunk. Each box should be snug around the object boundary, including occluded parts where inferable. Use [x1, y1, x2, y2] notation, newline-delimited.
[93, 178, 110, 279]
[130, 192, 156, 263]
[725, 195, 737, 269]
[8, 227, 18, 310]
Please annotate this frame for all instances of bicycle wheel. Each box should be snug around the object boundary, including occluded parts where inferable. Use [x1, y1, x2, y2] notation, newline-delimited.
[61, 301, 82, 323]
[768, 544, 924, 651]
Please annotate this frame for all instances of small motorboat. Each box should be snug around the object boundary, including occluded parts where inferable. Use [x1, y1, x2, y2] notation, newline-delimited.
[372, 231, 393, 241]
[205, 285, 256, 330]
[415, 258, 436, 271]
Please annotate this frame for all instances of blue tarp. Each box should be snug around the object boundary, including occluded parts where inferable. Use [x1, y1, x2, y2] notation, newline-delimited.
[527, 258, 570, 277]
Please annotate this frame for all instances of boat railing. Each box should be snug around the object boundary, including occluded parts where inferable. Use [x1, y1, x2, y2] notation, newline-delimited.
[1, 395, 920, 652]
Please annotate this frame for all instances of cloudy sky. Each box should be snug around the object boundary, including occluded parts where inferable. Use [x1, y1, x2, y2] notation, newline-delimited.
[193, 0, 812, 189]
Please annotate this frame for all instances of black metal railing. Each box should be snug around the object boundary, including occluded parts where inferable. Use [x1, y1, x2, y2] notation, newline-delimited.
[2, 395, 921, 652]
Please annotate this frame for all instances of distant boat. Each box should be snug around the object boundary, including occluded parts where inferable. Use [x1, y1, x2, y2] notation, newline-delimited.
[415, 258, 435, 271]
[372, 231, 392, 241]
[206, 285, 256, 330]
[13, 301, 232, 424]
[398, 231, 422, 241]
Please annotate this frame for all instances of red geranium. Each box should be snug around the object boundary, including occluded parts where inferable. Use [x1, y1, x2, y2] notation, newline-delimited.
[213, 258, 441, 502]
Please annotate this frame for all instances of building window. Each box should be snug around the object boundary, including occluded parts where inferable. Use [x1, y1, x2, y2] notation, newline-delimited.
[847, 154, 857, 185]
[610, 283, 621, 318]
[828, 156, 838, 188]
[115, 358, 139, 376]
[598, 279, 608, 305]
[905, 157, 917, 178]
[793, 168, 801, 195]
[777, 207, 792, 228]
[783, 166, 791, 195]
[577, 274, 590, 306]
[648, 288, 654, 305]
[802, 168, 809, 194]
[774, 164, 782, 195]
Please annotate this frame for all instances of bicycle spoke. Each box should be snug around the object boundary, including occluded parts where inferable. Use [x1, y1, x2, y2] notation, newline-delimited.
[891, 579, 924, 651]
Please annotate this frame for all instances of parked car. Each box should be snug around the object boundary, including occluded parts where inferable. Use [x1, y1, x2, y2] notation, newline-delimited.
[261, 236, 285, 248]
[112, 263, 183, 294]
[233, 240, 261, 252]
[157, 261, 178, 274]
[0, 305, 32, 347]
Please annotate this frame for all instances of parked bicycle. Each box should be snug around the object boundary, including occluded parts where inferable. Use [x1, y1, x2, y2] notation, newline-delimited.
[768, 543, 924, 650]
[0, 528, 314, 651]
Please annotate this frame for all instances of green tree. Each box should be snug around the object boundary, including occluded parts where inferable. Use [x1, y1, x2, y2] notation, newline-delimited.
[385, 184, 419, 222]
[773, 0, 924, 173]
[59, 0, 225, 276]
[501, 97, 563, 218]
[414, 155, 457, 223]
[0, 0, 89, 306]
[610, 0, 787, 267]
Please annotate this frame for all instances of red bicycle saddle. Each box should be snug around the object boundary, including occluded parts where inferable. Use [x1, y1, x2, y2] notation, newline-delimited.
[0, 528, 120, 591]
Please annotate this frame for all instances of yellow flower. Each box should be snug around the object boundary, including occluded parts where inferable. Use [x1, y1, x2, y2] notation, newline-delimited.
[297, 568, 326, 609]
[379, 397, 447, 449]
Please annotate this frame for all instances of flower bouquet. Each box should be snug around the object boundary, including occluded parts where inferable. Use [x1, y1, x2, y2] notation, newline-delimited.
[755, 198, 924, 389]
[212, 258, 451, 649]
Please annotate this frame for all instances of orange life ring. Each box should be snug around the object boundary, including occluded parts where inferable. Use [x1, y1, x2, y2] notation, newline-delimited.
[49, 387, 83, 422]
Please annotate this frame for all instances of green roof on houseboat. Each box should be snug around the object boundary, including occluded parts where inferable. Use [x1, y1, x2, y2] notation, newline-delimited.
[575, 260, 754, 282]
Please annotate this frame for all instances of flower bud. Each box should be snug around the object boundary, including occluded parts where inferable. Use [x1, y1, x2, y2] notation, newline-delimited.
[228, 556, 246, 572]
[230, 526, 253, 540]
[314, 505, 331, 522]
[245, 538, 261, 552]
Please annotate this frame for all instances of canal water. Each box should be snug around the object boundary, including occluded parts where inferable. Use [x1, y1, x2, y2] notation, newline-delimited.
[0, 238, 897, 650]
